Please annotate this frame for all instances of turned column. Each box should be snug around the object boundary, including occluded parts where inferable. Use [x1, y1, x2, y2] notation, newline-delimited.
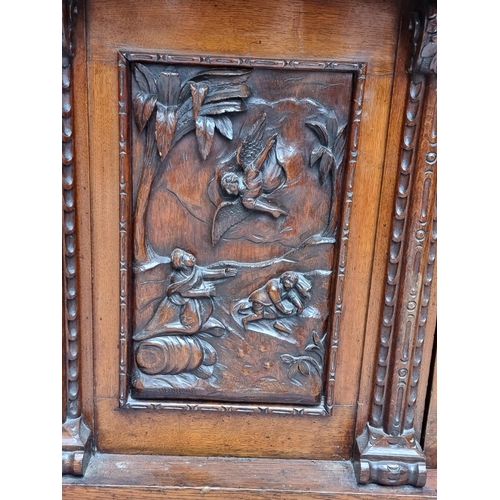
[354, 0, 437, 487]
[62, 0, 92, 475]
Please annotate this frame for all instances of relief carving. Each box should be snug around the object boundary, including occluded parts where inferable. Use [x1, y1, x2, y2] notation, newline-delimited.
[131, 64, 252, 268]
[119, 52, 366, 412]
[134, 248, 237, 341]
[213, 113, 287, 245]
[281, 330, 326, 382]
[237, 271, 311, 333]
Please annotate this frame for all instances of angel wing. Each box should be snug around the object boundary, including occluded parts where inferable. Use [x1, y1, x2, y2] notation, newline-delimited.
[261, 150, 286, 193]
[211, 199, 251, 246]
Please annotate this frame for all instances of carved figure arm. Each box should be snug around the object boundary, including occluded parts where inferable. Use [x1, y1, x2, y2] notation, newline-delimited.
[267, 282, 294, 315]
[241, 165, 287, 217]
[168, 269, 216, 298]
[285, 289, 305, 314]
[202, 267, 238, 279]
[179, 286, 216, 298]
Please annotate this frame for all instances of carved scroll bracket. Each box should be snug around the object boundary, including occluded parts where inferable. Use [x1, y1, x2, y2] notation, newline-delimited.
[62, 0, 92, 476]
[355, 0, 437, 487]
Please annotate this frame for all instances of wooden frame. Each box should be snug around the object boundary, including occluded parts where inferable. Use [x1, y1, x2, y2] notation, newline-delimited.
[62, 0, 437, 497]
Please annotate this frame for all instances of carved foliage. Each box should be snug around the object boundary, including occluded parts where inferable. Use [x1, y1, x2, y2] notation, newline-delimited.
[130, 64, 252, 265]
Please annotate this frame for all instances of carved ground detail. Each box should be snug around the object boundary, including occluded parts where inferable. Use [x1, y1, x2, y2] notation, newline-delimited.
[119, 53, 364, 412]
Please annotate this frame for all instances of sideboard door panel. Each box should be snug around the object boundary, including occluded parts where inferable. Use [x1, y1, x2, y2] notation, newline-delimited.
[76, 0, 436, 467]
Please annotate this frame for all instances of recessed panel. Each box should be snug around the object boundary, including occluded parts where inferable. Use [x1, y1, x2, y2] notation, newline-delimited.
[118, 53, 365, 413]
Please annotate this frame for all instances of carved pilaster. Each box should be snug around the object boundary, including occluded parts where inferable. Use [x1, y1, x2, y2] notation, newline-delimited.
[354, 0, 437, 487]
[62, 0, 92, 476]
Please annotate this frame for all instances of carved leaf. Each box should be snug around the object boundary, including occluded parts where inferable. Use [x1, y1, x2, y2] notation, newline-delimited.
[310, 146, 324, 168]
[182, 68, 252, 99]
[192, 68, 252, 79]
[204, 84, 252, 104]
[312, 330, 321, 346]
[198, 100, 246, 116]
[298, 360, 310, 376]
[326, 116, 337, 148]
[306, 121, 329, 146]
[190, 82, 209, 120]
[287, 362, 299, 378]
[157, 72, 181, 105]
[333, 124, 348, 170]
[280, 354, 294, 365]
[155, 103, 178, 158]
[133, 91, 158, 133]
[134, 63, 156, 93]
[195, 116, 215, 160]
[179, 72, 251, 106]
[319, 149, 334, 184]
[213, 116, 233, 140]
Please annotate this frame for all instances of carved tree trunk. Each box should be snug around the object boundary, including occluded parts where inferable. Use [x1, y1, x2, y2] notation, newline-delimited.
[133, 121, 157, 264]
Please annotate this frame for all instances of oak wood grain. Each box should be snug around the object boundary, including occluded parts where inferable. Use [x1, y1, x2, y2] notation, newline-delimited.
[63, 453, 437, 499]
[355, 0, 414, 439]
[72, 0, 437, 488]
[87, 0, 402, 75]
[88, 64, 398, 457]
[72, 0, 94, 433]
[95, 397, 355, 459]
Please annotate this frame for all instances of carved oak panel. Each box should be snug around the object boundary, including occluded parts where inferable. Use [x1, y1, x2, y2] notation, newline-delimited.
[118, 52, 365, 414]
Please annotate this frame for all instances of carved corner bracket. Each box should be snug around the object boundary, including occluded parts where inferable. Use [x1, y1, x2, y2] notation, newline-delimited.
[62, 417, 92, 476]
[354, 0, 437, 488]
[354, 424, 426, 487]
[62, 0, 92, 476]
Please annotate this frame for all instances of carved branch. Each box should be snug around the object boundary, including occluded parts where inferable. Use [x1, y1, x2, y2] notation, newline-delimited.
[355, 1, 437, 487]
[62, 0, 91, 476]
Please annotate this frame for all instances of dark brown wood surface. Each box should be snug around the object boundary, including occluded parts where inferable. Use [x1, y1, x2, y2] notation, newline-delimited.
[353, 0, 436, 486]
[121, 55, 361, 411]
[62, 0, 92, 475]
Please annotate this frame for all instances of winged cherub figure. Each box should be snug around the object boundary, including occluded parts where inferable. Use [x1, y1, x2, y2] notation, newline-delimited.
[211, 113, 287, 245]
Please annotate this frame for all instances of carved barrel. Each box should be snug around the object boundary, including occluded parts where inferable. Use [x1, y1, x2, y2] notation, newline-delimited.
[135, 336, 214, 375]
